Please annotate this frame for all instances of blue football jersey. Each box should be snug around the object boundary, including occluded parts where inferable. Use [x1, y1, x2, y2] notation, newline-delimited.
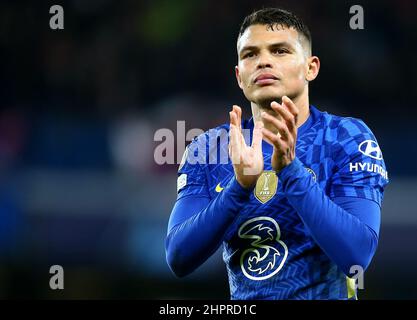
[176, 105, 388, 300]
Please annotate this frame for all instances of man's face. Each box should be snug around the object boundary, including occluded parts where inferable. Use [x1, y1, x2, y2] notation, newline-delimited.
[236, 24, 310, 107]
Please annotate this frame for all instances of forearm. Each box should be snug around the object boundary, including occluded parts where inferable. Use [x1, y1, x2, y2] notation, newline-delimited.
[278, 158, 379, 275]
[166, 177, 251, 277]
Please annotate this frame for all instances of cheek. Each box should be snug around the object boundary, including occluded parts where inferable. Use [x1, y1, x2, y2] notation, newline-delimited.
[239, 65, 252, 86]
[241, 75, 250, 87]
[282, 59, 306, 83]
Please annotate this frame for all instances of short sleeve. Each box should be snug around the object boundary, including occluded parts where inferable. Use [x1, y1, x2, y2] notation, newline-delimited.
[329, 118, 389, 207]
[176, 133, 210, 201]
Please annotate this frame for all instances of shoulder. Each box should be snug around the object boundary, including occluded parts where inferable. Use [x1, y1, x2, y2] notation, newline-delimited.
[313, 107, 384, 161]
[336, 116, 375, 142]
[329, 117, 384, 169]
[316, 108, 377, 144]
[335, 116, 379, 157]
[179, 122, 231, 172]
[316, 107, 371, 136]
[187, 122, 230, 150]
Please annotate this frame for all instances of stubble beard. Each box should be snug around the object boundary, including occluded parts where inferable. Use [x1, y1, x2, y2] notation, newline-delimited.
[255, 95, 283, 110]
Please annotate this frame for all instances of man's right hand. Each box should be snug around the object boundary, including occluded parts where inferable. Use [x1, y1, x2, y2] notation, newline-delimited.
[229, 105, 264, 189]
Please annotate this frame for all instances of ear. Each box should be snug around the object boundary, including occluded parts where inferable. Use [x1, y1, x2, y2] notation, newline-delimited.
[306, 56, 320, 82]
[235, 66, 244, 90]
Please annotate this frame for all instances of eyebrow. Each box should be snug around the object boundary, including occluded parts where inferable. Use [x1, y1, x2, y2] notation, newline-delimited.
[239, 41, 294, 56]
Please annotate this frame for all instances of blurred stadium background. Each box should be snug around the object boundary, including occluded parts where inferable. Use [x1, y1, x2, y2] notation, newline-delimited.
[0, 0, 416, 299]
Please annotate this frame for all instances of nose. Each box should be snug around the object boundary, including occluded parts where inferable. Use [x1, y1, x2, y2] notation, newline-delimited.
[256, 51, 273, 69]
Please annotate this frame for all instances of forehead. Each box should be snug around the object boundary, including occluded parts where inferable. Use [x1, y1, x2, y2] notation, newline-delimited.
[237, 24, 301, 52]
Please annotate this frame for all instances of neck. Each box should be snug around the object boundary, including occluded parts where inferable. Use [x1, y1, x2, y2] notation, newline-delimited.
[251, 91, 310, 135]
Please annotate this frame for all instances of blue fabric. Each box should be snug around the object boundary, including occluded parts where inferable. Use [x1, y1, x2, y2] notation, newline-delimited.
[166, 177, 251, 277]
[278, 157, 380, 275]
[166, 105, 389, 299]
[167, 187, 380, 277]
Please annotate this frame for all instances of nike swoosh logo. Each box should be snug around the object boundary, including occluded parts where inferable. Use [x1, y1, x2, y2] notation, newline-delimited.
[215, 183, 224, 193]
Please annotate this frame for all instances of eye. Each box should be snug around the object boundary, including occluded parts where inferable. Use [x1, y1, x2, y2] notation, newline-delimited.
[273, 48, 289, 55]
[243, 52, 256, 59]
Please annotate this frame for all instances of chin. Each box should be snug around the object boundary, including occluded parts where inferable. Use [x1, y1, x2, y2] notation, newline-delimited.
[252, 90, 284, 109]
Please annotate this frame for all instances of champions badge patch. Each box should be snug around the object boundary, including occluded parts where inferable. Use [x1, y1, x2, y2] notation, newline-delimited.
[254, 171, 278, 204]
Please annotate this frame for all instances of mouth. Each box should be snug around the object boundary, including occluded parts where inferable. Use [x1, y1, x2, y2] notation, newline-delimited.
[254, 73, 279, 85]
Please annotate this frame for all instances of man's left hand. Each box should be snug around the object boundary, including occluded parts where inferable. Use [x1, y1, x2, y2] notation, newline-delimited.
[261, 96, 299, 173]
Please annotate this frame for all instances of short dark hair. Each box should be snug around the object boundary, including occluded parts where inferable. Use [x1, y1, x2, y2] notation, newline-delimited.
[238, 8, 312, 51]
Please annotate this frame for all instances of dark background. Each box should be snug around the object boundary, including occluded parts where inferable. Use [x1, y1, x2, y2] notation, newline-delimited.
[0, 0, 416, 299]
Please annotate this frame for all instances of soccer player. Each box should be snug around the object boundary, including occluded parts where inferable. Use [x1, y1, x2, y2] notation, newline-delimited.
[165, 8, 389, 299]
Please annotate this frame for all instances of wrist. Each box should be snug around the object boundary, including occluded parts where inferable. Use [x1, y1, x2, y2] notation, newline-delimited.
[229, 176, 254, 197]
[274, 159, 294, 174]
[236, 177, 255, 190]
[235, 175, 257, 191]
[277, 157, 305, 180]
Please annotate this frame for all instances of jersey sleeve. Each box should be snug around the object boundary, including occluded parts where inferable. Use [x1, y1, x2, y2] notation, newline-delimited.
[176, 132, 210, 201]
[329, 118, 389, 207]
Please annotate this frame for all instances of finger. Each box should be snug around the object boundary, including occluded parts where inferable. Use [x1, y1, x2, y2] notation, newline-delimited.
[232, 105, 248, 149]
[251, 121, 264, 152]
[233, 105, 243, 137]
[271, 102, 296, 135]
[230, 108, 238, 127]
[229, 111, 238, 152]
[233, 105, 242, 129]
[282, 96, 299, 121]
[234, 105, 242, 125]
[230, 110, 245, 164]
[229, 123, 240, 164]
[261, 112, 291, 142]
[262, 127, 286, 151]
